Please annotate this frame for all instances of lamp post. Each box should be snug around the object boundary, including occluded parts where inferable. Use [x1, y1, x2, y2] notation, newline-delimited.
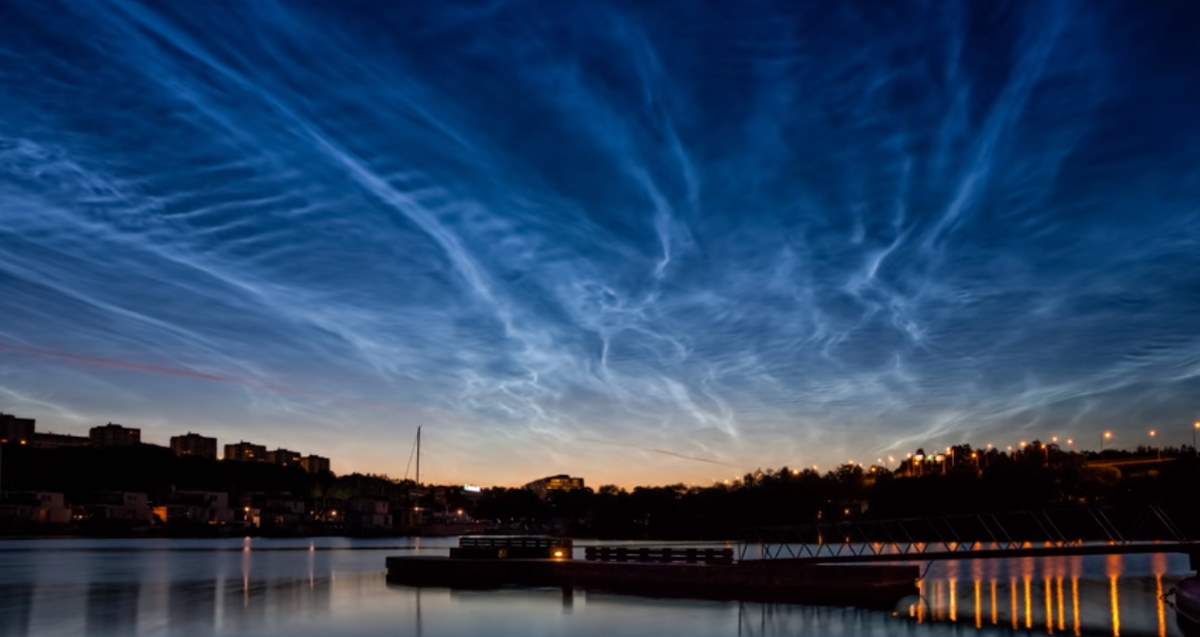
[1149, 429, 1159, 460]
[1102, 431, 1113, 452]
[1193, 421, 1199, 456]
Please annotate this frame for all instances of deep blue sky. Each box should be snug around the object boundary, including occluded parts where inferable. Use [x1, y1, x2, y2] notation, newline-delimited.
[1, 1, 1199, 485]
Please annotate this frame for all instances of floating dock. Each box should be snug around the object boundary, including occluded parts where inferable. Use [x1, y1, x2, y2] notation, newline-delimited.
[386, 537, 919, 608]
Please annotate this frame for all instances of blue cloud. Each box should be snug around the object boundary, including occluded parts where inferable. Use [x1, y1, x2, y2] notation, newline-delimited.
[1, 1, 1198, 485]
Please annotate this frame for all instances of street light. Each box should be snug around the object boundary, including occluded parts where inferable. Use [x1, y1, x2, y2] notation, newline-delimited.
[1102, 431, 1113, 451]
[1194, 421, 1199, 455]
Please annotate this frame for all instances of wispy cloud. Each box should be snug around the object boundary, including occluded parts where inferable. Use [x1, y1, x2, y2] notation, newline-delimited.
[0, 1, 1197, 485]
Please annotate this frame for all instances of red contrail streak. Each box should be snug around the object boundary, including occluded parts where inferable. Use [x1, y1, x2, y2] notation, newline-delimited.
[0, 341, 296, 393]
[578, 437, 734, 467]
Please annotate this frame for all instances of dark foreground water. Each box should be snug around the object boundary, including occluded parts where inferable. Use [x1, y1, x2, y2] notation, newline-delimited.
[0, 538, 1189, 636]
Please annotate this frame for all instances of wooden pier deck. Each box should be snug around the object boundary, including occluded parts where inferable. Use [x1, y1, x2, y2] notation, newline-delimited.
[384, 555, 919, 608]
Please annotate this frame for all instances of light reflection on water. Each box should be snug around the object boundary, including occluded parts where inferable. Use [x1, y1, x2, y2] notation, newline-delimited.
[906, 552, 1187, 637]
[0, 538, 1189, 636]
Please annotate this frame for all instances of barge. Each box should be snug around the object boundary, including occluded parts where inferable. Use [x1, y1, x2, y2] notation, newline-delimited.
[386, 536, 919, 608]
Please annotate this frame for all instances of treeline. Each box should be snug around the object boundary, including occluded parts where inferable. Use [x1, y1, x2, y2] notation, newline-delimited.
[473, 444, 1200, 539]
[3, 442, 1198, 540]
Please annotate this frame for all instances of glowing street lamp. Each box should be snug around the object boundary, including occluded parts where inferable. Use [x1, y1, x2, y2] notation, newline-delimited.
[1102, 431, 1113, 451]
[1194, 421, 1199, 455]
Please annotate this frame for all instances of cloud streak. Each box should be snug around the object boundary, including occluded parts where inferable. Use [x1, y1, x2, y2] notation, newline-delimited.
[0, 1, 1198, 485]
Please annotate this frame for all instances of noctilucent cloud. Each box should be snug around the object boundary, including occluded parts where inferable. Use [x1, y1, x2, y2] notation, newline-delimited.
[2, 2, 1199, 486]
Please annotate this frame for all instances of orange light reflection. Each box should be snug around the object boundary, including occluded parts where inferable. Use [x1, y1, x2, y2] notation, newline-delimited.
[1025, 575, 1033, 630]
[1109, 574, 1121, 637]
[1057, 576, 1065, 631]
[1011, 577, 1019, 630]
[949, 578, 957, 622]
[1045, 576, 1054, 633]
[1072, 576, 1081, 637]
[990, 579, 998, 625]
[974, 579, 982, 629]
[1155, 573, 1167, 637]
[917, 579, 925, 624]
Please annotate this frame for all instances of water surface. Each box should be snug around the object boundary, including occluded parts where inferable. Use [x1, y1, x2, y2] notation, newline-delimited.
[0, 538, 1188, 636]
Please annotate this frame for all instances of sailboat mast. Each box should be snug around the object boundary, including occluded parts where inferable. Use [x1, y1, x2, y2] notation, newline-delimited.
[415, 425, 421, 485]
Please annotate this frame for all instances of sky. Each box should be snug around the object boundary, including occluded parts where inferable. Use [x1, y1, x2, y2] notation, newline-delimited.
[1, 1, 1199, 487]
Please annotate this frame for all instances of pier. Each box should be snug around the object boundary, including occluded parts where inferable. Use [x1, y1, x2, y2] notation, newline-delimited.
[385, 536, 919, 607]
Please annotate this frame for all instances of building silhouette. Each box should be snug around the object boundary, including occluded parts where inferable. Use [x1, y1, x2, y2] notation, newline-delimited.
[170, 432, 218, 460]
[524, 474, 585, 498]
[0, 413, 35, 445]
[266, 448, 301, 467]
[300, 455, 330, 474]
[224, 441, 267, 462]
[89, 423, 140, 447]
[31, 431, 90, 448]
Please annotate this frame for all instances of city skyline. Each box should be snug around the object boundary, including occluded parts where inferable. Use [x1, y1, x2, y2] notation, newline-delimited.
[2, 2, 1200, 487]
[3, 408, 1198, 489]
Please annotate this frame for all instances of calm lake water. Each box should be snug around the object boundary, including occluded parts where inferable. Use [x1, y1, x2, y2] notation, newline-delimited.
[0, 537, 1189, 636]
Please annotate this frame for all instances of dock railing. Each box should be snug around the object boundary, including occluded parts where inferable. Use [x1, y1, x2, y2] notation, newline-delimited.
[584, 546, 734, 564]
[452, 535, 572, 559]
[738, 505, 1198, 563]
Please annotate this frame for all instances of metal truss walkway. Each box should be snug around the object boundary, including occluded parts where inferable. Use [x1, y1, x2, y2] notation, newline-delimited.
[739, 505, 1200, 566]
